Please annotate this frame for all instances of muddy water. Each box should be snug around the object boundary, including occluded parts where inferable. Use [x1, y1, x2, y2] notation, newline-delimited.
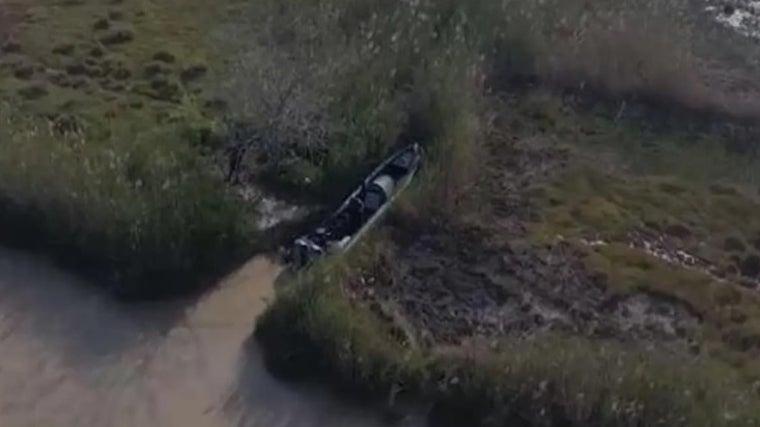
[0, 248, 427, 427]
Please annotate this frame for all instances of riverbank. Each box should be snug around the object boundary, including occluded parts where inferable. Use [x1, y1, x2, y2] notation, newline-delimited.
[250, 0, 760, 424]
[4, 0, 760, 424]
[0, 247, 439, 427]
[256, 102, 760, 424]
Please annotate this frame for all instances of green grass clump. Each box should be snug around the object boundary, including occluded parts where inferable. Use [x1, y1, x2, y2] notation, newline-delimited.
[0, 108, 253, 296]
[257, 242, 760, 426]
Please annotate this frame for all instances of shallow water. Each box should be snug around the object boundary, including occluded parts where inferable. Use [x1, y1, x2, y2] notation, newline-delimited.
[0, 248, 427, 427]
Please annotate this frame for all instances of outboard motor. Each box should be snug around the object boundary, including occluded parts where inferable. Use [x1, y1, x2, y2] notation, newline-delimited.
[364, 174, 395, 213]
[290, 237, 325, 268]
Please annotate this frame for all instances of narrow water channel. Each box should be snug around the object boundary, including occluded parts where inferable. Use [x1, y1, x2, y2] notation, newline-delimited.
[0, 248, 429, 427]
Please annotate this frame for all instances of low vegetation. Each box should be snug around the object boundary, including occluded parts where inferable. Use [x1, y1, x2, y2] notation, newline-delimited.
[0, 107, 252, 296]
[3, 0, 760, 424]
[250, 0, 760, 425]
[0, 0, 256, 296]
[258, 243, 760, 426]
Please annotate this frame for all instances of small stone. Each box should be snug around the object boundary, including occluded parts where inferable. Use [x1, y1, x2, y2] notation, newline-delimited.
[89, 46, 104, 58]
[129, 100, 144, 109]
[724, 5, 736, 16]
[152, 51, 176, 63]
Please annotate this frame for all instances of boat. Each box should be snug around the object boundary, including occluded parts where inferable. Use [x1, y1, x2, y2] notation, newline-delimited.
[286, 143, 423, 268]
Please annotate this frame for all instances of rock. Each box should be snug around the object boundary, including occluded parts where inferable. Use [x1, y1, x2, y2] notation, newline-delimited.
[739, 254, 760, 278]
[754, 237, 760, 251]
[93, 18, 110, 31]
[129, 100, 143, 109]
[180, 64, 207, 83]
[152, 51, 176, 63]
[13, 64, 34, 80]
[724, 4, 735, 16]
[724, 236, 746, 252]
[1, 40, 21, 53]
[17, 84, 48, 100]
[99, 28, 134, 45]
[52, 43, 75, 55]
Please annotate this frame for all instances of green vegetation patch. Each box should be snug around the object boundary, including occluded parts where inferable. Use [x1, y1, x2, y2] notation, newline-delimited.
[257, 241, 760, 426]
[0, 108, 253, 296]
[532, 167, 760, 379]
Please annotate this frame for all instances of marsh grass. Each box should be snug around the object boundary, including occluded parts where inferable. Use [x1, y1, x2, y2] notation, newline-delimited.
[217, 0, 753, 214]
[245, 1, 760, 424]
[0, 107, 253, 296]
[257, 240, 760, 426]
